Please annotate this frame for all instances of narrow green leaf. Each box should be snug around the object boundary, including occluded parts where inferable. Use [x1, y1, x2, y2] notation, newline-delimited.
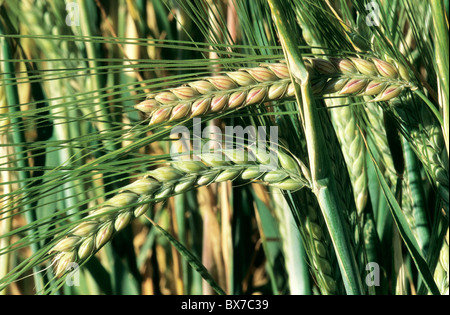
[366, 137, 440, 295]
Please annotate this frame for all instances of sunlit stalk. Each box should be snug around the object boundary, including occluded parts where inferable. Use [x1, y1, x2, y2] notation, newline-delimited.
[267, 0, 364, 295]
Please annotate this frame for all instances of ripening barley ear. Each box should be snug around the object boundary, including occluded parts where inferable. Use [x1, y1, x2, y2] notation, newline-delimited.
[135, 57, 414, 125]
[49, 148, 309, 277]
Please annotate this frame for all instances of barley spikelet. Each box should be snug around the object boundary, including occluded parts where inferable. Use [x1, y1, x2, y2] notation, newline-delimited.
[136, 57, 413, 125]
[49, 149, 308, 277]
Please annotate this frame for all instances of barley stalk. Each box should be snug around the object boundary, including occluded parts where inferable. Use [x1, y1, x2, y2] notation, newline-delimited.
[272, 192, 309, 294]
[364, 101, 398, 186]
[49, 149, 308, 277]
[136, 57, 414, 125]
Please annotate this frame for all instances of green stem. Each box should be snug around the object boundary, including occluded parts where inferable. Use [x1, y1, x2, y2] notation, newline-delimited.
[267, 0, 363, 295]
[77, 0, 117, 152]
[0, 20, 44, 293]
[0, 170, 13, 295]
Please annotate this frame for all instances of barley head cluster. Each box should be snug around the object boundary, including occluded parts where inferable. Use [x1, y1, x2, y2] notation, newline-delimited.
[135, 57, 413, 125]
[49, 149, 308, 276]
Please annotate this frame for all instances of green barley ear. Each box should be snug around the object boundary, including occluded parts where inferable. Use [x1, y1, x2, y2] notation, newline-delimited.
[49, 147, 308, 277]
[394, 98, 449, 215]
[325, 97, 368, 216]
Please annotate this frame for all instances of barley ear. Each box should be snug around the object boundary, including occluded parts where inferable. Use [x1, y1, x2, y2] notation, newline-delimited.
[325, 97, 368, 215]
[49, 148, 308, 276]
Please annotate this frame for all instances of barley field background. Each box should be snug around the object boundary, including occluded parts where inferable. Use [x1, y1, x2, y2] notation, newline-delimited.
[0, 0, 448, 296]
